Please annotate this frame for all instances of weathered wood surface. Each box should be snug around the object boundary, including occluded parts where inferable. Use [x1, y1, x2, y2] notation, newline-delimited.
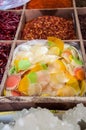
[0, 97, 86, 111]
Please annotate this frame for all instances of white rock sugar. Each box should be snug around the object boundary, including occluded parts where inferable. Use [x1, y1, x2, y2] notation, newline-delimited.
[1, 103, 86, 130]
[63, 103, 86, 124]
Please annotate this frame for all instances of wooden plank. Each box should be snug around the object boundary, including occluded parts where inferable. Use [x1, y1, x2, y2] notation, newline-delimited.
[0, 97, 86, 111]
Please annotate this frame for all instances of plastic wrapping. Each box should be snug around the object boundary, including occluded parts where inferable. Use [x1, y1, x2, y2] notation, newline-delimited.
[0, 0, 31, 10]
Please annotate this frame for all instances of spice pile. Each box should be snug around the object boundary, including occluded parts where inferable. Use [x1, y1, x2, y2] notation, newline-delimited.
[79, 15, 86, 39]
[5, 37, 86, 96]
[0, 43, 11, 84]
[27, 0, 72, 9]
[0, 11, 20, 40]
[23, 16, 76, 40]
[75, 0, 86, 7]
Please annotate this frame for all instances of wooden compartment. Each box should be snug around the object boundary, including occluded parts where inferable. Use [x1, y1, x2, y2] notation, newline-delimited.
[0, 10, 23, 41]
[77, 8, 86, 40]
[0, 0, 86, 111]
[17, 9, 79, 40]
[0, 40, 86, 111]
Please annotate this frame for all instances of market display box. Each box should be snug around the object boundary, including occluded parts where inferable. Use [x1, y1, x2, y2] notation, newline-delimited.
[0, 0, 86, 111]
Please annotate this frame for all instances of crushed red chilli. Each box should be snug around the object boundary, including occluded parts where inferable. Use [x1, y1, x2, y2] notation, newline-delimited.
[22, 16, 76, 40]
[0, 11, 20, 40]
[0, 43, 11, 84]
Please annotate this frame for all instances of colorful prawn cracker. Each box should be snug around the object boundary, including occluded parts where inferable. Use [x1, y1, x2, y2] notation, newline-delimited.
[5, 37, 86, 96]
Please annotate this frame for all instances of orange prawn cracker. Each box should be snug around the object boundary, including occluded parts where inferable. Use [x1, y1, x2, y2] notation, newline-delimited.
[74, 68, 85, 80]
[66, 76, 80, 95]
[48, 37, 64, 51]
[18, 76, 30, 95]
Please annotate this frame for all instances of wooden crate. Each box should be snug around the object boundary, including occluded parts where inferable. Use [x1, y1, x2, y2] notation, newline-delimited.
[0, 0, 86, 111]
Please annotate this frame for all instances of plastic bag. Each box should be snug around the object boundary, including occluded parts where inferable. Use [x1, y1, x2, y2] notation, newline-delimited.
[0, 0, 31, 10]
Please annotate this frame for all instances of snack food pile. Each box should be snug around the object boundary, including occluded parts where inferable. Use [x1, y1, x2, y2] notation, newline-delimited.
[23, 16, 76, 40]
[5, 37, 86, 96]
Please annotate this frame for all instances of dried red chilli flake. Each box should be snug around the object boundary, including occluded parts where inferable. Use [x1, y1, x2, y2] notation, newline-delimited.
[0, 11, 20, 40]
[0, 43, 11, 84]
[23, 16, 76, 40]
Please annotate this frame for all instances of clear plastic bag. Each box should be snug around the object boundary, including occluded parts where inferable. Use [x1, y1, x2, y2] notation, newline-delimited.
[0, 0, 31, 10]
